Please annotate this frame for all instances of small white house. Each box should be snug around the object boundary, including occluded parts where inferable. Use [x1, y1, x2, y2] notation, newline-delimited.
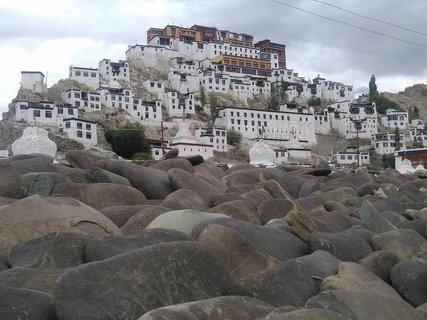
[381, 108, 409, 129]
[98, 59, 130, 84]
[163, 91, 195, 118]
[14, 100, 57, 127]
[60, 118, 98, 149]
[69, 66, 99, 90]
[20, 71, 47, 94]
[195, 126, 228, 152]
[372, 132, 406, 155]
[409, 128, 427, 147]
[62, 89, 101, 111]
[411, 119, 424, 129]
[332, 151, 370, 166]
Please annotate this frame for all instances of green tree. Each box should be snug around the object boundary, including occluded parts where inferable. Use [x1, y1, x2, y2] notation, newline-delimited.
[414, 106, 420, 119]
[394, 126, 401, 151]
[209, 93, 217, 124]
[200, 85, 206, 108]
[308, 97, 321, 107]
[227, 129, 242, 148]
[374, 95, 400, 114]
[105, 122, 151, 159]
[369, 74, 378, 102]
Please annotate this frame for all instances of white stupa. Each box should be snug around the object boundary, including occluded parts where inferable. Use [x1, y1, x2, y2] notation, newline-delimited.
[249, 140, 276, 167]
[11, 127, 57, 157]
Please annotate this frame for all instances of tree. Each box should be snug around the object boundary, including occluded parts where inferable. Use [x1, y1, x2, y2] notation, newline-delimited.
[200, 85, 206, 108]
[105, 122, 151, 159]
[414, 106, 420, 119]
[308, 97, 321, 107]
[369, 74, 378, 102]
[227, 129, 242, 148]
[209, 93, 217, 124]
[394, 126, 401, 151]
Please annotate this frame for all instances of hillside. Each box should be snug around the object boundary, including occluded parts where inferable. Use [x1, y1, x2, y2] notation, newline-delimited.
[382, 84, 427, 120]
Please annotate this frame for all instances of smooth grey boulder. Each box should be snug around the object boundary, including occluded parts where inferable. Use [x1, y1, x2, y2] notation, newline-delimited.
[308, 229, 373, 262]
[97, 160, 174, 199]
[390, 258, 427, 307]
[20, 172, 72, 197]
[262, 308, 349, 320]
[150, 158, 195, 173]
[223, 168, 263, 186]
[8, 232, 90, 269]
[0, 268, 64, 295]
[371, 228, 426, 261]
[321, 262, 400, 298]
[120, 206, 172, 234]
[65, 150, 103, 170]
[168, 168, 224, 203]
[260, 167, 300, 198]
[358, 200, 397, 233]
[99, 205, 150, 228]
[0, 160, 22, 199]
[159, 148, 178, 160]
[51, 182, 147, 210]
[293, 250, 340, 280]
[226, 259, 319, 307]
[401, 220, 427, 239]
[306, 290, 423, 320]
[241, 189, 273, 209]
[324, 187, 358, 203]
[160, 189, 209, 211]
[85, 167, 131, 185]
[138, 296, 274, 320]
[299, 178, 321, 198]
[193, 217, 309, 262]
[257, 199, 296, 224]
[8, 153, 56, 174]
[55, 241, 227, 320]
[86, 229, 192, 262]
[207, 200, 260, 224]
[0, 285, 56, 320]
[0, 195, 121, 262]
[198, 224, 279, 281]
[210, 192, 243, 206]
[358, 250, 400, 283]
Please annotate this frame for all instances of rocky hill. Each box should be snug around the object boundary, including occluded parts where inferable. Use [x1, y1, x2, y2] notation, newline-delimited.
[382, 84, 427, 120]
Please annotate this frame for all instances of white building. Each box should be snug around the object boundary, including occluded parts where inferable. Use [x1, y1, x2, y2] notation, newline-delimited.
[60, 118, 98, 149]
[411, 119, 425, 129]
[62, 89, 101, 111]
[372, 132, 406, 155]
[195, 126, 228, 152]
[169, 57, 198, 74]
[98, 59, 130, 84]
[381, 108, 409, 129]
[199, 70, 230, 94]
[215, 106, 317, 147]
[99, 88, 162, 122]
[126, 45, 180, 73]
[168, 71, 200, 94]
[331, 151, 370, 166]
[164, 91, 195, 118]
[143, 80, 165, 99]
[409, 128, 427, 147]
[69, 66, 99, 90]
[230, 77, 270, 101]
[313, 110, 331, 134]
[20, 71, 47, 95]
[312, 76, 354, 102]
[326, 102, 378, 139]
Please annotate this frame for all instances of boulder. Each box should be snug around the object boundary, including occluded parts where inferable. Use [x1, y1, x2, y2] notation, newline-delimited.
[0, 195, 121, 261]
[86, 229, 192, 262]
[54, 164, 87, 182]
[150, 158, 195, 173]
[85, 167, 131, 185]
[358, 250, 400, 283]
[138, 296, 274, 320]
[257, 199, 296, 224]
[306, 290, 423, 320]
[184, 154, 204, 166]
[299, 178, 321, 198]
[207, 200, 260, 224]
[0, 268, 64, 295]
[0, 160, 22, 199]
[260, 167, 300, 198]
[226, 259, 318, 307]
[401, 220, 427, 239]
[223, 168, 263, 186]
[324, 187, 358, 203]
[0, 285, 56, 320]
[168, 168, 223, 203]
[371, 228, 426, 261]
[358, 200, 397, 233]
[210, 192, 242, 206]
[390, 258, 427, 307]
[55, 241, 227, 320]
[160, 189, 209, 211]
[120, 206, 172, 234]
[321, 262, 400, 297]
[262, 308, 349, 320]
[52, 182, 147, 210]
[308, 229, 373, 262]
[65, 150, 103, 170]
[198, 224, 279, 281]
[99, 205, 150, 228]
[8, 232, 91, 269]
[21, 172, 72, 196]
[8, 153, 56, 174]
[97, 160, 174, 199]
[159, 148, 178, 160]
[146, 210, 229, 236]
[193, 217, 309, 262]
[292, 250, 340, 280]
[241, 189, 273, 209]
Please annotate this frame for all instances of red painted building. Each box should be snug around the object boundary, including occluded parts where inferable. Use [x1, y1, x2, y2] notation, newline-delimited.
[255, 39, 286, 69]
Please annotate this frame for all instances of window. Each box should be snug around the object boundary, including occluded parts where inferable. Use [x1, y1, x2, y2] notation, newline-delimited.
[65, 122, 71, 128]
[86, 124, 91, 130]
[68, 108, 74, 115]
[157, 83, 161, 88]
[77, 122, 82, 129]
[77, 130, 83, 138]
[33, 110, 40, 117]
[75, 101, 80, 107]
[75, 71, 81, 76]
[45, 110, 52, 118]
[83, 71, 89, 77]
[340, 155, 345, 160]
[86, 132, 92, 139]
[58, 107, 63, 114]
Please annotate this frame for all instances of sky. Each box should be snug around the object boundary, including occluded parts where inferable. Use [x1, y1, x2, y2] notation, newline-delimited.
[1, 0, 427, 113]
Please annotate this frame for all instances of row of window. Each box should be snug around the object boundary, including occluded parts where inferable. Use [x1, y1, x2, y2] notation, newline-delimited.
[74, 71, 97, 78]
[228, 111, 310, 122]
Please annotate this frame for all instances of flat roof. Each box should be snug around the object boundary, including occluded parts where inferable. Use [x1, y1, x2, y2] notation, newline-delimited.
[21, 71, 45, 76]
[218, 106, 314, 116]
[63, 117, 97, 124]
[69, 66, 98, 71]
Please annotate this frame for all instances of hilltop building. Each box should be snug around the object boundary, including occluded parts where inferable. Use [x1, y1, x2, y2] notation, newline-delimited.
[20, 71, 47, 95]
[69, 66, 99, 90]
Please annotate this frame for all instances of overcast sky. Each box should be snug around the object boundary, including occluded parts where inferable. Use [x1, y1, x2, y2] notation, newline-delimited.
[1, 0, 427, 113]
